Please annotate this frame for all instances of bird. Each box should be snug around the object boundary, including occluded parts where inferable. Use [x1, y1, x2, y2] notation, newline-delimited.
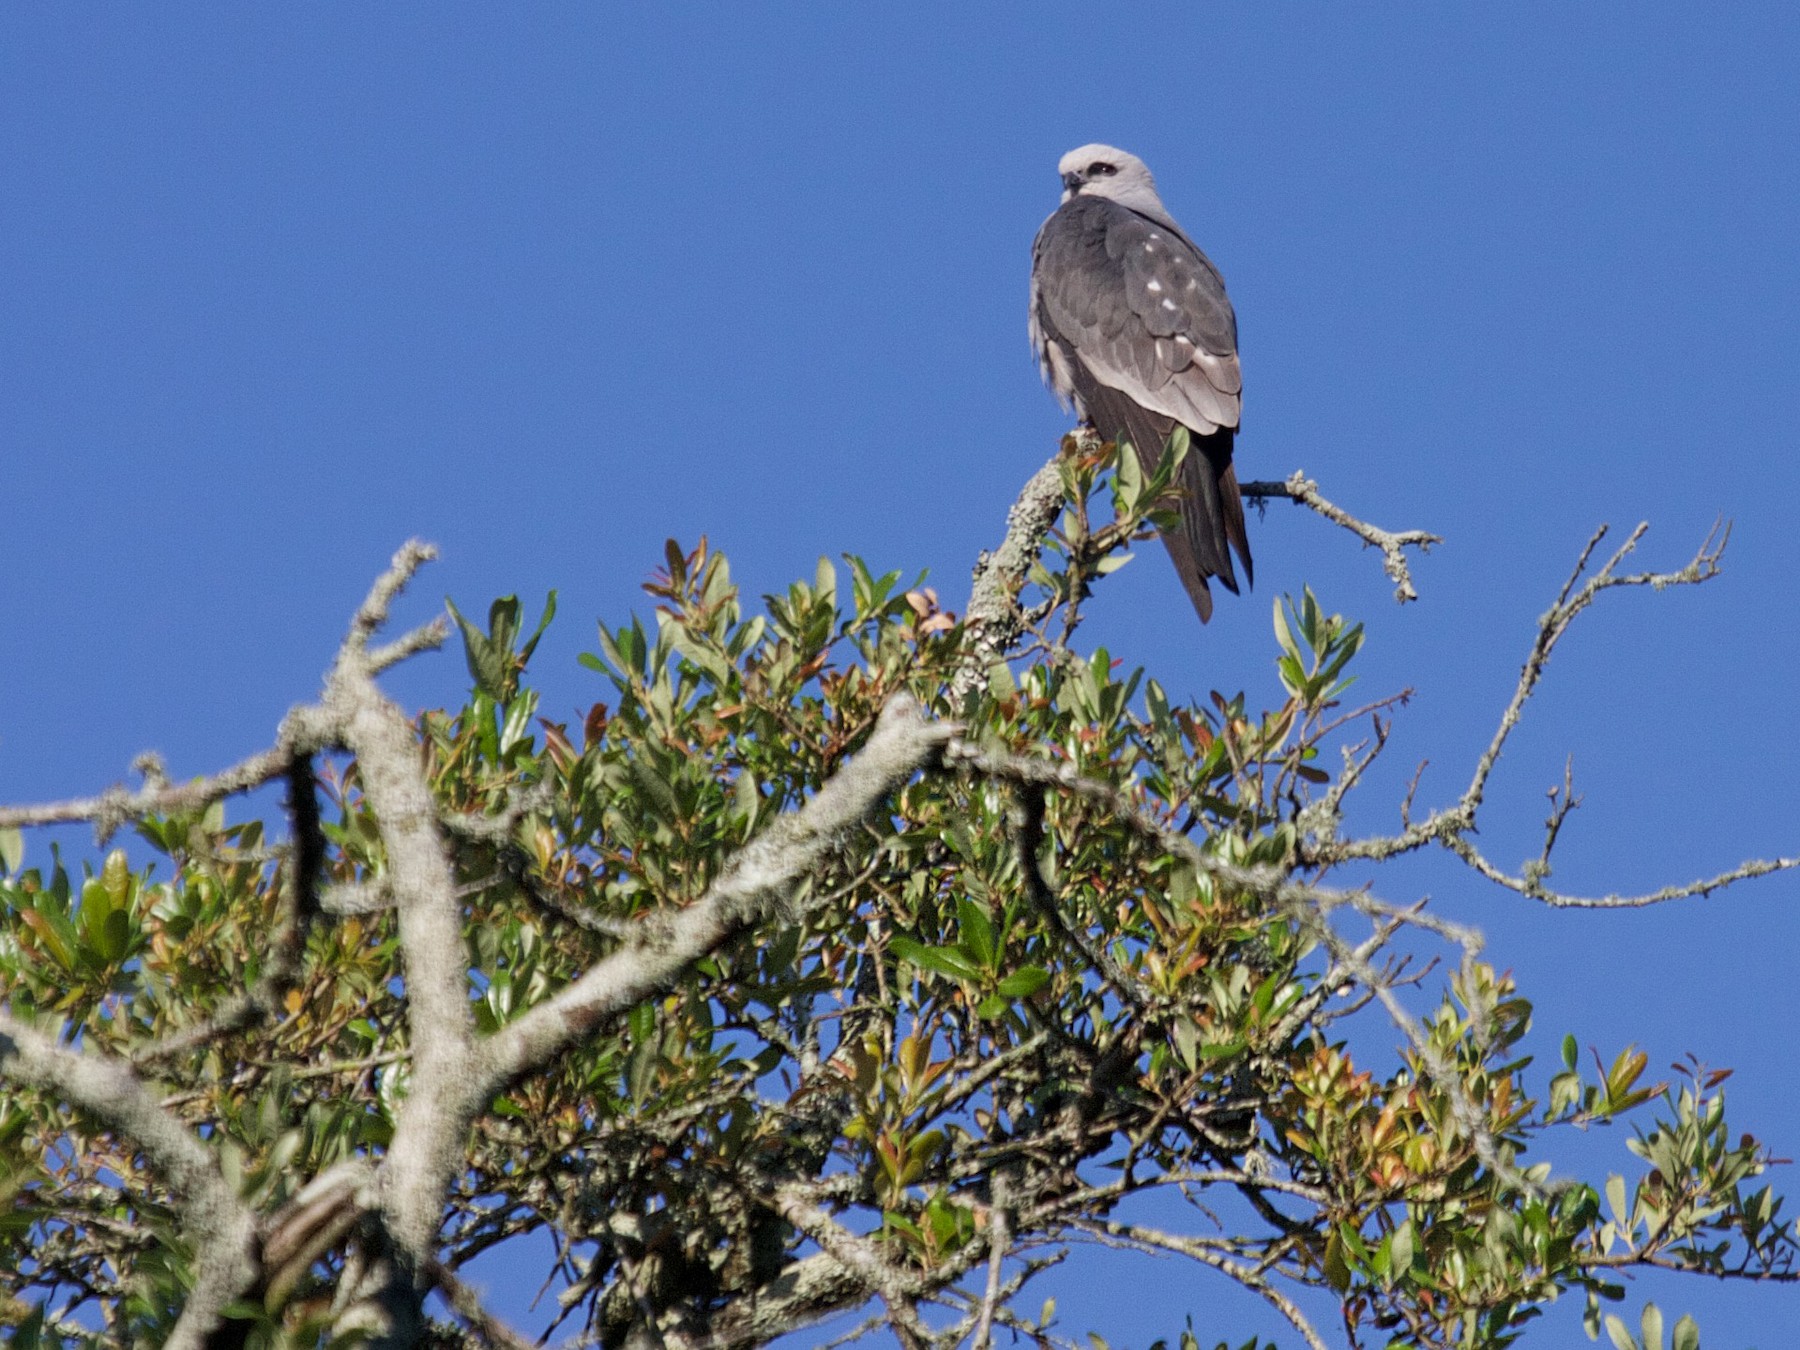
[1029, 144, 1251, 623]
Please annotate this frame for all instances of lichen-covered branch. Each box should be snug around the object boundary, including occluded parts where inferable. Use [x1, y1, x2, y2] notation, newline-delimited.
[951, 442, 1082, 703]
[321, 543, 479, 1274]
[1310, 520, 1800, 908]
[478, 695, 957, 1091]
[0, 1014, 257, 1350]
[0, 744, 292, 836]
[1242, 470, 1442, 602]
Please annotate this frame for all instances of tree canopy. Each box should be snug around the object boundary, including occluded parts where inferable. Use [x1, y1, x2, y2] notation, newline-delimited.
[2, 436, 1795, 1350]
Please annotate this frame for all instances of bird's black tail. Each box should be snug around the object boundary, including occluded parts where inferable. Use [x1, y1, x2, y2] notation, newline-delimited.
[1081, 383, 1252, 624]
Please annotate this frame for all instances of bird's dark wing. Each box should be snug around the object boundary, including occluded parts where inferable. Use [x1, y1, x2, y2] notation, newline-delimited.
[1031, 196, 1252, 621]
[1033, 197, 1242, 435]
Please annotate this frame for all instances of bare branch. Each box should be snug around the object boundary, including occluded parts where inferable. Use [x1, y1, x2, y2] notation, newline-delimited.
[0, 541, 450, 840]
[970, 1172, 1011, 1350]
[1310, 522, 1800, 906]
[1243, 471, 1442, 602]
[0, 744, 291, 834]
[346, 539, 439, 653]
[1461, 521, 1722, 821]
[424, 1254, 536, 1350]
[1444, 834, 1800, 910]
[1068, 1218, 1331, 1350]
[367, 617, 451, 675]
[770, 1186, 932, 1350]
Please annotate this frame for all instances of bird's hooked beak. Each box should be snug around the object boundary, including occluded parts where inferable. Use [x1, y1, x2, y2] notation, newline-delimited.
[1060, 170, 1084, 194]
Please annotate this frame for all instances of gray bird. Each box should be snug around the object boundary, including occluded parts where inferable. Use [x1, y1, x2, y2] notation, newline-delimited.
[1030, 144, 1251, 622]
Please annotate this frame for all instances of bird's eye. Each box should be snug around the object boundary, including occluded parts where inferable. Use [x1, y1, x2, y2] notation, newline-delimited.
[1088, 161, 1117, 176]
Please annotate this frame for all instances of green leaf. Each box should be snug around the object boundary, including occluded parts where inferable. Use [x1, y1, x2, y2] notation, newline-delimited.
[995, 966, 1049, 999]
[890, 937, 984, 984]
[1171, 1017, 1198, 1069]
[447, 591, 554, 702]
[1671, 1313, 1699, 1350]
[1322, 1229, 1351, 1292]
[956, 897, 996, 969]
[1388, 1220, 1414, 1286]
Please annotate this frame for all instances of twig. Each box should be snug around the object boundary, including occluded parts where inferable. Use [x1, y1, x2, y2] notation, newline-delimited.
[971, 1173, 1011, 1350]
[1444, 835, 1800, 910]
[1310, 521, 1800, 906]
[1067, 1218, 1330, 1350]
[1461, 521, 1720, 820]
[0, 744, 292, 835]
[424, 1255, 536, 1350]
[1242, 471, 1442, 603]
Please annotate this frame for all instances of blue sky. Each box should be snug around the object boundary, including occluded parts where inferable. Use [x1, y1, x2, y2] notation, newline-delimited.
[3, 5, 1798, 1345]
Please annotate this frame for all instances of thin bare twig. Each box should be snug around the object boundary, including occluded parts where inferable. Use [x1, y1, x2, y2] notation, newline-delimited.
[1243, 471, 1441, 603]
[1311, 521, 1800, 906]
[970, 1171, 1011, 1350]
[424, 1255, 536, 1350]
[0, 744, 292, 835]
[1067, 1218, 1330, 1350]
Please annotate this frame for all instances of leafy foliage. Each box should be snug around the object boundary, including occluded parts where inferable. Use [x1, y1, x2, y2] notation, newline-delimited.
[0, 441, 1792, 1348]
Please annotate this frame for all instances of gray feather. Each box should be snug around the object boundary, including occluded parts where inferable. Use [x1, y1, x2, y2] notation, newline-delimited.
[1030, 182, 1252, 623]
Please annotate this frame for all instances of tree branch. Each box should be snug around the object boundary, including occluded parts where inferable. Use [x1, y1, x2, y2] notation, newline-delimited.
[952, 439, 1087, 704]
[320, 542, 480, 1279]
[1243, 471, 1441, 603]
[0, 1013, 257, 1350]
[478, 695, 957, 1092]
[0, 744, 292, 835]
[1311, 521, 1800, 906]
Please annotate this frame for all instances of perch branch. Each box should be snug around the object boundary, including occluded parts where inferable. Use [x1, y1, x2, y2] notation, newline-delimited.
[952, 434, 1093, 703]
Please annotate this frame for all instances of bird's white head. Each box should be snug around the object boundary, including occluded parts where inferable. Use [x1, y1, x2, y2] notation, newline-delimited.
[1056, 144, 1170, 220]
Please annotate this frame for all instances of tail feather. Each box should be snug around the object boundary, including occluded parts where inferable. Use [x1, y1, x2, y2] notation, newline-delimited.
[1075, 380, 1252, 624]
